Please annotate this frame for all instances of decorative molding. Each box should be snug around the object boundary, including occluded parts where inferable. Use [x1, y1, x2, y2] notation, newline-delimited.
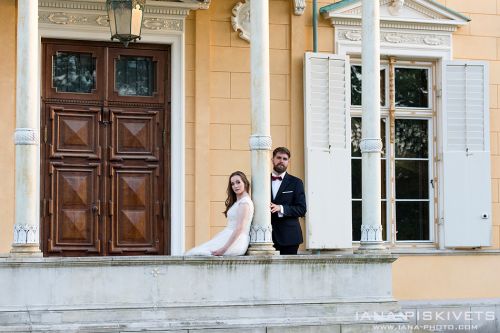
[231, 0, 251, 43]
[343, 30, 362, 41]
[47, 12, 89, 25]
[360, 224, 384, 242]
[39, 0, 210, 15]
[39, 10, 183, 32]
[293, 0, 306, 16]
[14, 128, 39, 146]
[143, 18, 183, 31]
[13, 224, 39, 244]
[249, 135, 272, 151]
[331, 18, 458, 32]
[249, 224, 273, 243]
[338, 29, 450, 47]
[359, 138, 383, 153]
[322, 0, 468, 33]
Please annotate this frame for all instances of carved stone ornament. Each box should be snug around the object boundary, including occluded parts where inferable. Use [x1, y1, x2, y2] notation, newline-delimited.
[293, 0, 306, 16]
[47, 12, 88, 25]
[388, 0, 405, 16]
[231, 0, 251, 43]
[250, 224, 273, 243]
[360, 224, 384, 242]
[13, 224, 39, 244]
[14, 128, 39, 146]
[249, 135, 272, 151]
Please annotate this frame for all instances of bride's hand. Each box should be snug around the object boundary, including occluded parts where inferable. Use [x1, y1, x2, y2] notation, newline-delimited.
[211, 248, 226, 256]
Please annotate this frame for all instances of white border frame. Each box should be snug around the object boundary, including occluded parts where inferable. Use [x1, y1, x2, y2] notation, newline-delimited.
[39, 25, 186, 255]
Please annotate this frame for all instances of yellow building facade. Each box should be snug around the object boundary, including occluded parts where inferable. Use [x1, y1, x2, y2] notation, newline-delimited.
[0, 0, 499, 307]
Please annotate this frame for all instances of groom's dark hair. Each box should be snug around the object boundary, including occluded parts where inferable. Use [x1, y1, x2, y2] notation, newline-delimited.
[273, 147, 291, 158]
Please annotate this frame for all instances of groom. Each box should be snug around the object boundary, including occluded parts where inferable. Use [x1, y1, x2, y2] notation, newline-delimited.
[270, 147, 307, 255]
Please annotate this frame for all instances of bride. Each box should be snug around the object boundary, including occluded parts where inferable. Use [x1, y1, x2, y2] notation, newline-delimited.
[185, 171, 254, 256]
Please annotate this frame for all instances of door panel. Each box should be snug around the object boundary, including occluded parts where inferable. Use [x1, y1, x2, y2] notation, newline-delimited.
[49, 105, 101, 159]
[109, 167, 161, 254]
[110, 108, 160, 161]
[48, 164, 101, 254]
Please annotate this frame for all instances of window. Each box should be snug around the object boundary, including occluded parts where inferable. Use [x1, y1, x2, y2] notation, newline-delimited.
[350, 60, 434, 243]
[304, 53, 491, 250]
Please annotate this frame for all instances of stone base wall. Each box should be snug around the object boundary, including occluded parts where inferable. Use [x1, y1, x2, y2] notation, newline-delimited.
[400, 299, 500, 333]
[0, 255, 411, 332]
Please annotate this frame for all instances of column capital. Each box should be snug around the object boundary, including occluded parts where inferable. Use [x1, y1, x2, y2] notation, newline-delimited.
[360, 138, 382, 153]
[249, 135, 272, 151]
[14, 128, 39, 145]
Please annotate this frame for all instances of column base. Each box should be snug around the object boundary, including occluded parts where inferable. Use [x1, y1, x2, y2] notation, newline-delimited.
[355, 242, 390, 254]
[10, 244, 42, 257]
[246, 243, 278, 255]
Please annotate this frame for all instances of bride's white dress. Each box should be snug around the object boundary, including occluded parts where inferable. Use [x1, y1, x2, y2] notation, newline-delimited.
[185, 195, 254, 256]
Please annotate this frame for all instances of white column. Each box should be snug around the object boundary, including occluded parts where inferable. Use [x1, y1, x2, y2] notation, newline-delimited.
[358, 0, 386, 252]
[11, 0, 41, 256]
[247, 0, 276, 255]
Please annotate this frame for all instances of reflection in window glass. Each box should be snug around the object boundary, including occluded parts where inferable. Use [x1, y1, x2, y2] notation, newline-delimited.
[395, 118, 428, 158]
[116, 56, 156, 96]
[350, 65, 386, 106]
[395, 119, 430, 241]
[395, 68, 429, 108]
[396, 202, 429, 241]
[351, 117, 387, 241]
[52, 52, 96, 93]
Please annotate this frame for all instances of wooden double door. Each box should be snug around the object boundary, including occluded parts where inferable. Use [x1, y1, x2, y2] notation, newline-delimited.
[41, 40, 170, 256]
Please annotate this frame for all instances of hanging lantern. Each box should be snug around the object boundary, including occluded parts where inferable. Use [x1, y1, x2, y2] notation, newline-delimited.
[106, 0, 146, 47]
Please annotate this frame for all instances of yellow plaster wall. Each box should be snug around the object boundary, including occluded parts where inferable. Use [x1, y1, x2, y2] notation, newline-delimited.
[185, 0, 293, 249]
[0, 0, 16, 254]
[394, 255, 500, 300]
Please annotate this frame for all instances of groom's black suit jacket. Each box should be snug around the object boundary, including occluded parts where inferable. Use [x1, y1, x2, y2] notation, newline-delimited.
[271, 173, 307, 247]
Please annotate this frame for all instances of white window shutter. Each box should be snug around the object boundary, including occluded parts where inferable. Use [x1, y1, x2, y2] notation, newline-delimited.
[442, 61, 491, 248]
[304, 52, 352, 249]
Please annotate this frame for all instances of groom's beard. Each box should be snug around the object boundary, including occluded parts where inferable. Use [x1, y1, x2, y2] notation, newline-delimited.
[273, 164, 286, 174]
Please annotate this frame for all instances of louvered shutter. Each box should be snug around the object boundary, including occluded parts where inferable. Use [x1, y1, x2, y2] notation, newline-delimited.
[442, 61, 491, 248]
[304, 52, 352, 249]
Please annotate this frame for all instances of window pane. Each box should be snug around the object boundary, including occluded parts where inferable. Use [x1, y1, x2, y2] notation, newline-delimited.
[395, 160, 429, 199]
[396, 201, 430, 240]
[395, 119, 428, 158]
[351, 159, 386, 200]
[52, 52, 96, 93]
[351, 117, 362, 157]
[352, 201, 362, 241]
[352, 201, 387, 241]
[351, 159, 361, 199]
[395, 68, 429, 108]
[116, 56, 155, 96]
[351, 117, 386, 157]
[350, 65, 386, 106]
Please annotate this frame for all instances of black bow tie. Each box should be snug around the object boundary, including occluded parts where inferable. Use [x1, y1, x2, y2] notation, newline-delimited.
[272, 175, 283, 181]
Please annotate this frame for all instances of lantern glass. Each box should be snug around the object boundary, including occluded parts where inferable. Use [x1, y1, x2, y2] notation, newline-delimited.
[106, 0, 145, 46]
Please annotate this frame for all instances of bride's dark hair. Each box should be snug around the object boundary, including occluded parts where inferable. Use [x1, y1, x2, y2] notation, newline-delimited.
[223, 171, 250, 217]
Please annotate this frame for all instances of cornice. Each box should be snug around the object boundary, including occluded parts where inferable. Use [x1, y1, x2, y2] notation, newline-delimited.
[39, 0, 211, 17]
[331, 18, 457, 32]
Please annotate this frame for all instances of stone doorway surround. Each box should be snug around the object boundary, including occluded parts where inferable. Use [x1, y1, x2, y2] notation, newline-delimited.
[38, 0, 210, 255]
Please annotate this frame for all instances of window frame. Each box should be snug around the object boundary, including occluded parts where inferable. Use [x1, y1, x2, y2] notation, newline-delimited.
[349, 58, 437, 247]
